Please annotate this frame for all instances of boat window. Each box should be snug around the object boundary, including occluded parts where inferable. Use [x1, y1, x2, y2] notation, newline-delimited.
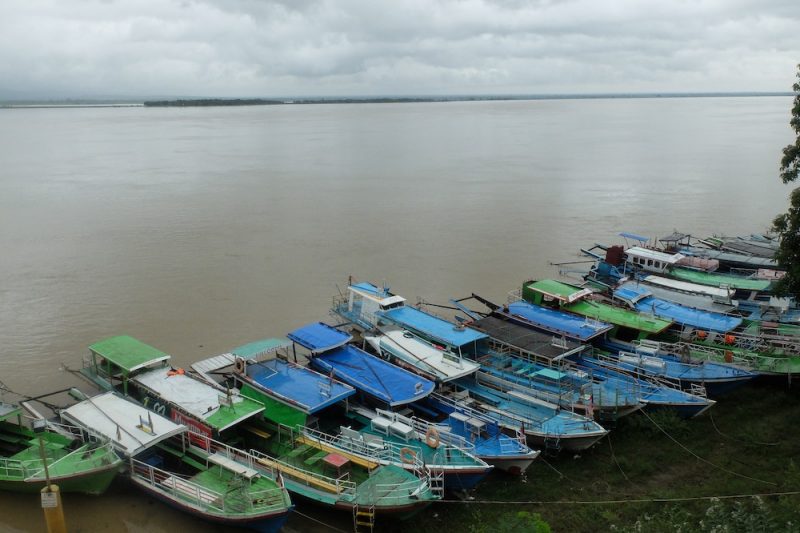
[653, 261, 660, 269]
[647, 259, 653, 267]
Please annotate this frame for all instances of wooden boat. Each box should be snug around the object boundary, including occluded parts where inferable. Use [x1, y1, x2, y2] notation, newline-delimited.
[0, 401, 121, 494]
[60, 392, 293, 532]
[192, 342, 441, 521]
[363, 326, 481, 383]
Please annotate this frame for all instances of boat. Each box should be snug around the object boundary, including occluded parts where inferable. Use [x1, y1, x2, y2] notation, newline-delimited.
[287, 322, 435, 407]
[520, 279, 674, 341]
[332, 280, 407, 332]
[460, 294, 754, 396]
[60, 392, 294, 532]
[192, 341, 442, 519]
[412, 394, 539, 475]
[363, 326, 481, 383]
[80, 335, 268, 441]
[368, 299, 608, 449]
[0, 401, 121, 494]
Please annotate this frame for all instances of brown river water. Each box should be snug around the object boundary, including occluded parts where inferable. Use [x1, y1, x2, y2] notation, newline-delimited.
[0, 96, 793, 531]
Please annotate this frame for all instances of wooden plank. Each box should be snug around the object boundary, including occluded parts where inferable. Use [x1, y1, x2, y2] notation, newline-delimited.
[294, 435, 379, 470]
[254, 457, 341, 494]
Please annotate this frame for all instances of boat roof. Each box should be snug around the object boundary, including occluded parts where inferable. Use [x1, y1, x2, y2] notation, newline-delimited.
[619, 232, 649, 242]
[625, 246, 685, 265]
[287, 322, 353, 354]
[670, 267, 772, 291]
[371, 329, 480, 381]
[244, 358, 355, 414]
[627, 295, 742, 333]
[350, 282, 407, 307]
[524, 279, 594, 304]
[642, 275, 733, 299]
[505, 301, 613, 342]
[231, 338, 292, 360]
[565, 300, 674, 334]
[660, 232, 688, 243]
[310, 345, 434, 407]
[0, 402, 20, 422]
[60, 392, 185, 457]
[613, 284, 654, 305]
[132, 368, 265, 432]
[89, 335, 170, 373]
[618, 280, 736, 314]
[380, 306, 488, 348]
[469, 316, 585, 361]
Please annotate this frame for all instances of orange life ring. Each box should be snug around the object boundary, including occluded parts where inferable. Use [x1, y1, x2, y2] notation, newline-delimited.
[399, 447, 417, 465]
[166, 368, 185, 377]
[234, 358, 246, 374]
[696, 331, 708, 340]
[425, 427, 441, 449]
[724, 335, 736, 345]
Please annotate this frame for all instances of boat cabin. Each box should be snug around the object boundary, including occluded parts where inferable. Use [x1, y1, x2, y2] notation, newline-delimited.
[334, 282, 407, 330]
[83, 335, 171, 396]
[624, 246, 685, 275]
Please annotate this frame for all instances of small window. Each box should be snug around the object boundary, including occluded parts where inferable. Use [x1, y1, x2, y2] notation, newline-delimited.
[654, 261, 661, 269]
[647, 259, 653, 267]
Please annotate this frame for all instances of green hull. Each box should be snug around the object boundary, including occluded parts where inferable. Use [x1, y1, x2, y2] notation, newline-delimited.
[0, 461, 120, 495]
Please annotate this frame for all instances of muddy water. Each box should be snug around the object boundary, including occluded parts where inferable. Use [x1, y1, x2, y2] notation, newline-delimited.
[0, 96, 792, 531]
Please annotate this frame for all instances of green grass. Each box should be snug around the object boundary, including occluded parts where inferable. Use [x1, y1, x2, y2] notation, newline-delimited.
[396, 380, 800, 532]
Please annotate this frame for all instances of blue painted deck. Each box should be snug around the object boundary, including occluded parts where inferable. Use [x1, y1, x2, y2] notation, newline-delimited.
[381, 306, 488, 349]
[504, 301, 613, 341]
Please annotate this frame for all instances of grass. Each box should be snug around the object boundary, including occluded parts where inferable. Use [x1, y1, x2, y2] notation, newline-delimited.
[395, 380, 800, 532]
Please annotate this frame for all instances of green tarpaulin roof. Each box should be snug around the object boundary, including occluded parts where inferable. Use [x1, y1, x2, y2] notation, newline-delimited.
[231, 338, 291, 360]
[89, 335, 170, 373]
[526, 279, 594, 303]
[566, 300, 673, 334]
[670, 268, 772, 292]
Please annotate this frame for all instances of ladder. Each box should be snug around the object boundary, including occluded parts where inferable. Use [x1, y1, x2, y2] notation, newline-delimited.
[353, 504, 375, 532]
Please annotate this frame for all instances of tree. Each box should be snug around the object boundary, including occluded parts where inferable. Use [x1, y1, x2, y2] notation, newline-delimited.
[772, 64, 800, 296]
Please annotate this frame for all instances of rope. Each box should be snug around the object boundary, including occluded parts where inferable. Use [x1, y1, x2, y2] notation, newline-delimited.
[607, 433, 635, 486]
[640, 409, 777, 486]
[432, 490, 800, 505]
[291, 509, 349, 533]
[709, 412, 779, 447]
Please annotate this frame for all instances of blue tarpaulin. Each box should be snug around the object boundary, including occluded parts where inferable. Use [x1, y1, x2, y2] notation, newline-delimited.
[381, 306, 488, 348]
[619, 232, 649, 242]
[287, 322, 352, 354]
[246, 359, 355, 413]
[612, 288, 742, 333]
[505, 301, 613, 342]
[309, 345, 434, 407]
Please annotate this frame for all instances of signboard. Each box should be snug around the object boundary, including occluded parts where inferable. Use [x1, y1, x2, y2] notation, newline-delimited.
[41, 491, 58, 509]
[171, 410, 212, 449]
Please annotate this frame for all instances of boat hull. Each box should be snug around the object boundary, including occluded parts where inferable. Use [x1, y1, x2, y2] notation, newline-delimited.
[0, 462, 120, 495]
[641, 399, 716, 419]
[482, 454, 538, 475]
[132, 477, 293, 533]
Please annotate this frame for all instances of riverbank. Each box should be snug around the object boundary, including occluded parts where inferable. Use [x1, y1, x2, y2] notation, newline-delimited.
[402, 380, 800, 532]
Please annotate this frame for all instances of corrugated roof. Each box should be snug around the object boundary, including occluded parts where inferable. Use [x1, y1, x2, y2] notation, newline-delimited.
[287, 322, 352, 354]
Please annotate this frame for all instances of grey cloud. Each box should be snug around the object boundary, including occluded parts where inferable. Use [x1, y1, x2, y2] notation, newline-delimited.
[0, 0, 797, 98]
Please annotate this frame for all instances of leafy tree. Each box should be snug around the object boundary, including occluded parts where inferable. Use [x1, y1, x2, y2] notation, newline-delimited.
[772, 64, 800, 296]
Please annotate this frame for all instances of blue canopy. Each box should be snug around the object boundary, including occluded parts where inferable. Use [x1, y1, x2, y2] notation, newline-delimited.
[309, 345, 434, 407]
[351, 282, 390, 297]
[612, 289, 743, 333]
[505, 301, 613, 342]
[287, 322, 352, 354]
[613, 285, 653, 305]
[381, 306, 488, 348]
[619, 232, 649, 242]
[245, 359, 355, 414]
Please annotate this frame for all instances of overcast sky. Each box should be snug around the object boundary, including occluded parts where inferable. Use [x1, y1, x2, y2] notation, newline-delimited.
[1, 0, 798, 99]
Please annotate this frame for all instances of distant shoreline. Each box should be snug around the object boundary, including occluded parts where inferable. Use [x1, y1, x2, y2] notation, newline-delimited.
[1, 92, 794, 109]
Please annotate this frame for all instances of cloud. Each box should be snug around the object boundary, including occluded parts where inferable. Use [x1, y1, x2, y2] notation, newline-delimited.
[0, 0, 797, 98]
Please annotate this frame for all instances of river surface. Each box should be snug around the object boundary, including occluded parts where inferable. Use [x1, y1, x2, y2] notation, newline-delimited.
[0, 96, 793, 531]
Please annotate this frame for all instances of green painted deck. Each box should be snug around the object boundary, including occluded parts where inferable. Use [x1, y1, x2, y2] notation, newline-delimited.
[566, 300, 673, 334]
[670, 268, 772, 291]
[188, 465, 289, 515]
[687, 345, 800, 375]
[523, 279, 592, 303]
[202, 398, 266, 433]
[89, 335, 170, 372]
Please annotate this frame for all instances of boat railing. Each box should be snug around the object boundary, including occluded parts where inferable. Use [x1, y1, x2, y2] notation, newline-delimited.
[130, 457, 226, 514]
[507, 289, 523, 304]
[649, 340, 762, 372]
[247, 447, 357, 497]
[298, 425, 393, 463]
[28, 439, 119, 480]
[475, 369, 580, 412]
[0, 456, 47, 481]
